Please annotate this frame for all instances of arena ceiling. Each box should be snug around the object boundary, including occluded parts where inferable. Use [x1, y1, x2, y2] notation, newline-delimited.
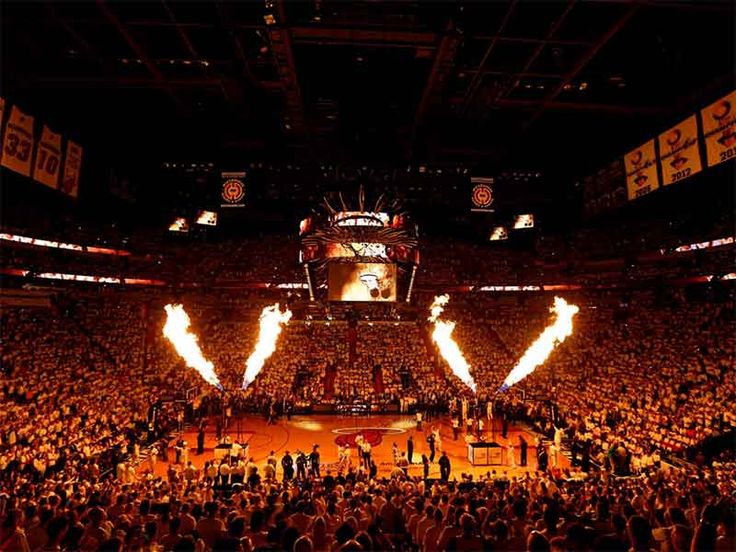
[2, 0, 734, 173]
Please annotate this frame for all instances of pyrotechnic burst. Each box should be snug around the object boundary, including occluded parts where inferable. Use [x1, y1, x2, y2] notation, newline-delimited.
[428, 294, 476, 393]
[242, 303, 292, 390]
[163, 304, 222, 389]
[500, 296, 579, 391]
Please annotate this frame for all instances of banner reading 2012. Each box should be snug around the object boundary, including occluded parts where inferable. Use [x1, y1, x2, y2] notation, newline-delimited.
[701, 90, 736, 167]
[624, 139, 659, 200]
[1, 105, 35, 177]
[658, 115, 702, 186]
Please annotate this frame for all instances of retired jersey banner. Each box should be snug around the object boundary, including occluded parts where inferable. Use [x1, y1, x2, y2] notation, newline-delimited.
[220, 171, 246, 208]
[61, 140, 82, 198]
[33, 125, 63, 190]
[658, 115, 702, 186]
[470, 176, 495, 212]
[701, 90, 736, 167]
[624, 139, 659, 200]
[1, 105, 35, 177]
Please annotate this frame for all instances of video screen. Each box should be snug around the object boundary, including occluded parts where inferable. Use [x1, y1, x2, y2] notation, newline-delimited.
[196, 210, 218, 226]
[168, 217, 189, 233]
[332, 211, 389, 227]
[326, 242, 388, 259]
[328, 263, 397, 302]
[513, 214, 535, 229]
[489, 226, 509, 241]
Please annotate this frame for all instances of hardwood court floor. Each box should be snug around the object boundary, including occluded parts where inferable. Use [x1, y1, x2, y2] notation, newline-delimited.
[147, 414, 568, 480]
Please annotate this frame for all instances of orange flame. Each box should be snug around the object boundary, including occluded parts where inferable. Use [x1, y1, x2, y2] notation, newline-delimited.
[163, 304, 222, 389]
[501, 296, 579, 390]
[428, 294, 476, 393]
[242, 303, 292, 390]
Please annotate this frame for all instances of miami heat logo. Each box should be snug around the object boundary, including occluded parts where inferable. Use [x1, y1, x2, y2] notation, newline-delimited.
[471, 184, 493, 208]
[712, 99, 736, 147]
[359, 272, 392, 299]
[222, 178, 245, 204]
[630, 150, 643, 166]
[666, 129, 682, 147]
[629, 150, 649, 187]
[666, 128, 688, 170]
[712, 99, 731, 121]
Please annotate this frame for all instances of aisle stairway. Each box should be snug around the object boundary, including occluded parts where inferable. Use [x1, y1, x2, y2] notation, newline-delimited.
[373, 366, 385, 394]
[347, 325, 357, 366]
[322, 365, 337, 400]
[420, 325, 447, 379]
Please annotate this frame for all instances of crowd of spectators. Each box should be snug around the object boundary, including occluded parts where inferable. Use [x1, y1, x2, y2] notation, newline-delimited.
[0, 298, 194, 493]
[1, 228, 734, 551]
[1, 443, 733, 552]
[428, 289, 735, 467]
[2, 209, 733, 290]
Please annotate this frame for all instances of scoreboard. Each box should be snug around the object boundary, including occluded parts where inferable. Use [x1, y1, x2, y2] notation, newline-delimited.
[300, 209, 418, 302]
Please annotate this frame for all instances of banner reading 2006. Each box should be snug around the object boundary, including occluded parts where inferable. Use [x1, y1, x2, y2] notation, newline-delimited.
[701, 90, 736, 167]
[624, 139, 659, 201]
[658, 115, 702, 186]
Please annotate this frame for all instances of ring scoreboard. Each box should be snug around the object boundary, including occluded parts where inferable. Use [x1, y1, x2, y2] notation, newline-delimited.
[299, 209, 419, 302]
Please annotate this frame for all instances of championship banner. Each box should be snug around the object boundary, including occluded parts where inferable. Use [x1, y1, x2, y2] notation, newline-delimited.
[220, 171, 246, 208]
[61, 140, 82, 198]
[33, 125, 63, 190]
[1, 105, 34, 177]
[624, 139, 659, 200]
[658, 115, 702, 186]
[701, 90, 736, 167]
[470, 176, 494, 212]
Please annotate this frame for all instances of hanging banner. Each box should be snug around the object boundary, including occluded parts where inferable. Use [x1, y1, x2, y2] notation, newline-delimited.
[32, 125, 63, 190]
[658, 115, 702, 186]
[1, 105, 35, 177]
[61, 140, 82, 198]
[470, 176, 495, 212]
[701, 90, 736, 167]
[624, 139, 659, 200]
[220, 171, 246, 208]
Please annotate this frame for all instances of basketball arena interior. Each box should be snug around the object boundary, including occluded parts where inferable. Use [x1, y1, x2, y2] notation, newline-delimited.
[0, 2, 734, 551]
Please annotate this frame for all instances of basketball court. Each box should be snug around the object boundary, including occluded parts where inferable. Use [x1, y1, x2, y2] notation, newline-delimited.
[147, 414, 570, 480]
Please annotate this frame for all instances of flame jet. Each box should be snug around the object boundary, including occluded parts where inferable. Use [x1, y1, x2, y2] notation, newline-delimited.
[428, 294, 476, 393]
[500, 296, 579, 392]
[242, 304, 292, 390]
[163, 304, 223, 390]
